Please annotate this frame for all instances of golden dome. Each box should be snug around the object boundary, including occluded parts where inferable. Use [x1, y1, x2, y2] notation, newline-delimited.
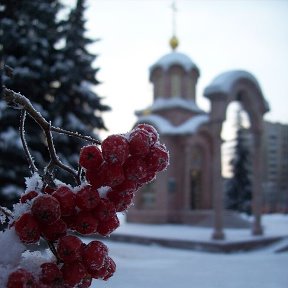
[169, 35, 179, 50]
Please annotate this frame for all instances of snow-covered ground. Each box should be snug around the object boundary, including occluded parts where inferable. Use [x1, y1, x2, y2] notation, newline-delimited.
[91, 214, 288, 288]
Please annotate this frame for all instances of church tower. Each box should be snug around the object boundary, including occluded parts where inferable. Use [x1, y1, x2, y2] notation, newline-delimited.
[127, 22, 213, 224]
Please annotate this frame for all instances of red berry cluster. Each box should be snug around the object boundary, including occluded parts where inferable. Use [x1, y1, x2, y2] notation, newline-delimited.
[7, 123, 169, 287]
[82, 123, 169, 212]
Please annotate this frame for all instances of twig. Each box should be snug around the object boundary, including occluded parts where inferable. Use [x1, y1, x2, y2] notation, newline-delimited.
[19, 110, 38, 174]
[51, 126, 101, 145]
[2, 87, 79, 183]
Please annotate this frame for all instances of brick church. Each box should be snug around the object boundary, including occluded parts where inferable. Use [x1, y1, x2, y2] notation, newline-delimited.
[126, 36, 269, 238]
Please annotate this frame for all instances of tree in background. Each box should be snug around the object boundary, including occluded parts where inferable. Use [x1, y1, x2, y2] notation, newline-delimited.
[0, 0, 63, 207]
[51, 0, 110, 176]
[225, 104, 253, 214]
[0, 0, 109, 207]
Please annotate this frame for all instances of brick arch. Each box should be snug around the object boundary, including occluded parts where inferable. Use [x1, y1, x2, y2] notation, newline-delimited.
[204, 70, 270, 239]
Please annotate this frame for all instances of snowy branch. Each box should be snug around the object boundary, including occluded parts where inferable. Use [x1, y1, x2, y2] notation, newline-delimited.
[2, 87, 80, 184]
[19, 110, 38, 174]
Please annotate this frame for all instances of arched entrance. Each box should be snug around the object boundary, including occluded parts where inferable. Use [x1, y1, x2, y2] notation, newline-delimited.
[204, 70, 269, 239]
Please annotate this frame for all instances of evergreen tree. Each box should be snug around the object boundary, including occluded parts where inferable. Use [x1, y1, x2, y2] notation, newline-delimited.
[225, 106, 252, 214]
[0, 0, 62, 206]
[51, 0, 110, 176]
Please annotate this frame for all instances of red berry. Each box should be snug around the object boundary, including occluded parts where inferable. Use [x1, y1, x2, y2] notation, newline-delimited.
[137, 123, 159, 146]
[102, 162, 125, 187]
[108, 192, 134, 212]
[52, 186, 76, 216]
[75, 211, 98, 235]
[40, 262, 63, 286]
[20, 190, 38, 203]
[79, 145, 103, 170]
[31, 195, 61, 225]
[44, 186, 55, 195]
[78, 274, 92, 288]
[82, 240, 108, 271]
[113, 179, 137, 197]
[86, 162, 125, 188]
[15, 213, 40, 244]
[97, 214, 120, 236]
[123, 156, 148, 184]
[61, 261, 88, 287]
[85, 168, 104, 189]
[101, 134, 129, 165]
[41, 218, 67, 241]
[76, 185, 100, 211]
[103, 256, 116, 281]
[7, 268, 37, 288]
[93, 198, 116, 221]
[57, 235, 83, 263]
[146, 144, 169, 173]
[128, 128, 151, 156]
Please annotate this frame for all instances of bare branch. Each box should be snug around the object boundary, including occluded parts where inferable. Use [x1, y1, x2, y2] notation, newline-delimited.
[2, 87, 79, 184]
[19, 110, 38, 174]
[51, 126, 101, 145]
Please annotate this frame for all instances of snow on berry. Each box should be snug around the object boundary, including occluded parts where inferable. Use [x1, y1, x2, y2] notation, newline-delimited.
[24, 172, 43, 194]
[7, 268, 37, 288]
[61, 261, 88, 287]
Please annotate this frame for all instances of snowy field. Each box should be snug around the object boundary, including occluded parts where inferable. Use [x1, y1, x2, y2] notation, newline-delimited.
[91, 214, 288, 288]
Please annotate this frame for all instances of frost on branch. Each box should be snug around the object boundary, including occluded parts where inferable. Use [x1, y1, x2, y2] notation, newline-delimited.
[0, 83, 169, 287]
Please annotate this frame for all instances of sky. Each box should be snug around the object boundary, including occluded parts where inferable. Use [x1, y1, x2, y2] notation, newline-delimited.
[62, 0, 288, 138]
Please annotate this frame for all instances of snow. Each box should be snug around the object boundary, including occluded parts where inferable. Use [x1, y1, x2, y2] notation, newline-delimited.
[136, 114, 209, 135]
[150, 51, 199, 72]
[89, 214, 288, 288]
[204, 70, 268, 108]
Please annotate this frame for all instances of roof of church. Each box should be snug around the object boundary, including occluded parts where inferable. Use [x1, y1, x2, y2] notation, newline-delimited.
[135, 114, 209, 135]
[204, 70, 261, 96]
[150, 51, 199, 72]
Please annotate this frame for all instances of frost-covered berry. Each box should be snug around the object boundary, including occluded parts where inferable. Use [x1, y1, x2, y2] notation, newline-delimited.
[31, 195, 61, 225]
[20, 190, 38, 203]
[75, 211, 98, 235]
[137, 123, 159, 146]
[101, 134, 129, 165]
[107, 191, 134, 212]
[93, 198, 116, 222]
[128, 129, 151, 156]
[52, 186, 76, 216]
[146, 144, 169, 173]
[39, 262, 63, 286]
[41, 218, 67, 241]
[79, 145, 103, 170]
[123, 156, 148, 183]
[97, 214, 120, 236]
[7, 268, 37, 288]
[86, 162, 125, 188]
[61, 261, 88, 287]
[82, 240, 108, 271]
[57, 235, 83, 263]
[15, 212, 40, 244]
[76, 185, 100, 211]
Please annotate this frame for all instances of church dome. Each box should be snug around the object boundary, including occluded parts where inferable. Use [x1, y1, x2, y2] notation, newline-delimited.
[150, 51, 199, 73]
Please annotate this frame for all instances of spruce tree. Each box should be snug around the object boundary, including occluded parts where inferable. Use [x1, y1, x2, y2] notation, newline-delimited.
[51, 0, 110, 177]
[225, 106, 252, 214]
[0, 0, 62, 206]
